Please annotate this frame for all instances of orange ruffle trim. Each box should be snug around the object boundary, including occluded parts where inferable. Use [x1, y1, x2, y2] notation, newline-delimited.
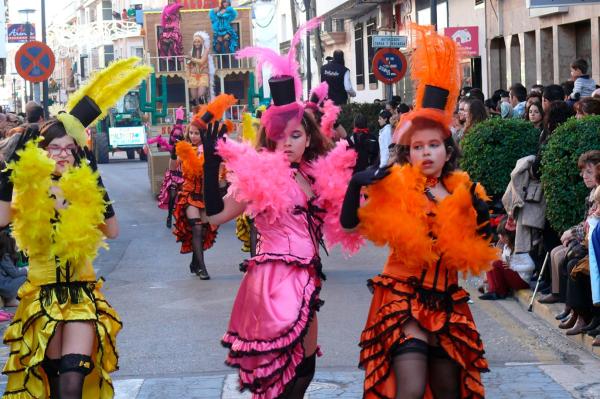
[359, 274, 488, 399]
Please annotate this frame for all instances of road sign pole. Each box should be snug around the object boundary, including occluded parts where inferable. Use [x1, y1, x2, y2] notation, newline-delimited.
[41, 0, 49, 117]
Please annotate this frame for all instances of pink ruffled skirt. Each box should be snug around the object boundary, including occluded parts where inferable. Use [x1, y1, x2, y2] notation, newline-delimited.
[222, 254, 323, 399]
[157, 170, 183, 209]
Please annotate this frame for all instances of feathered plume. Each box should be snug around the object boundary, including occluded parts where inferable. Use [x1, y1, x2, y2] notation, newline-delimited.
[192, 93, 237, 129]
[236, 16, 322, 101]
[309, 81, 329, 105]
[320, 100, 340, 138]
[409, 23, 461, 123]
[66, 57, 152, 125]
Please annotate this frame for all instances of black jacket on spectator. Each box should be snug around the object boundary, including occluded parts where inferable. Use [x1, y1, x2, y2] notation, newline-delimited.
[321, 61, 349, 106]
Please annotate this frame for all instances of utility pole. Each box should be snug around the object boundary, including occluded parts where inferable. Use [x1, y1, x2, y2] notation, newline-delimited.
[304, 0, 312, 96]
[41, 0, 48, 117]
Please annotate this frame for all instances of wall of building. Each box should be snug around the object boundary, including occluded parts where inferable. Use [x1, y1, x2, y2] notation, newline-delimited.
[486, 0, 600, 93]
[447, 0, 488, 97]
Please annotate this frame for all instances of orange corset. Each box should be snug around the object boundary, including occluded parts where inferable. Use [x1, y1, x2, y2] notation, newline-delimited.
[382, 249, 459, 292]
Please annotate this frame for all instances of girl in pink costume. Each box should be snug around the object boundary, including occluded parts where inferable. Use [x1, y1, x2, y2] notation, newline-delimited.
[201, 17, 361, 399]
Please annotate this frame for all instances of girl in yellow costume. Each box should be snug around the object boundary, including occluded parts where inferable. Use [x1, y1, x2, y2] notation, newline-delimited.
[340, 25, 498, 399]
[0, 58, 150, 399]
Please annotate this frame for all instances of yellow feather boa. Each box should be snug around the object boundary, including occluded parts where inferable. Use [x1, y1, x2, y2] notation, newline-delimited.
[8, 141, 108, 266]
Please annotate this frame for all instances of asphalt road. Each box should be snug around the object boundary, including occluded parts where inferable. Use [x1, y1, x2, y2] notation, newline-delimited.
[90, 156, 600, 397]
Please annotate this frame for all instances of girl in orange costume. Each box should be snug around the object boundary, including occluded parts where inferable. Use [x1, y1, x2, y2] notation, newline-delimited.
[340, 25, 498, 399]
[172, 116, 218, 280]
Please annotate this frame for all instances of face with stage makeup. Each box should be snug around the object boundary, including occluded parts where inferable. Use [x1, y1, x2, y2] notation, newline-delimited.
[276, 119, 310, 164]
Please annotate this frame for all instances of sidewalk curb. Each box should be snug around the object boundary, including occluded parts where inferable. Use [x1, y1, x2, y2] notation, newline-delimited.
[514, 289, 600, 357]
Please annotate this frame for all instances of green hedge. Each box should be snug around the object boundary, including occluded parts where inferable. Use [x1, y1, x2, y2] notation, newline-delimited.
[338, 103, 382, 134]
[460, 118, 540, 199]
[540, 115, 600, 233]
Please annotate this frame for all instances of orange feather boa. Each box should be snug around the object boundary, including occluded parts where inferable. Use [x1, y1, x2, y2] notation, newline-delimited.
[359, 164, 497, 275]
[176, 141, 204, 178]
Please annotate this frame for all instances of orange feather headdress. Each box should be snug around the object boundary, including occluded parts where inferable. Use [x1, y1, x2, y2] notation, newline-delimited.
[394, 24, 462, 145]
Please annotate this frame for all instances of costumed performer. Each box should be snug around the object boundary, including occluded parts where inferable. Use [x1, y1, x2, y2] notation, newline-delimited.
[156, 107, 185, 229]
[172, 94, 236, 280]
[209, 1, 238, 54]
[304, 82, 347, 140]
[158, 0, 184, 71]
[186, 31, 215, 106]
[340, 24, 498, 399]
[0, 57, 151, 399]
[202, 17, 362, 399]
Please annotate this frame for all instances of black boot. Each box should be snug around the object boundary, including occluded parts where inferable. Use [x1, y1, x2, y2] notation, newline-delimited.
[166, 185, 177, 229]
[582, 316, 600, 332]
[189, 253, 199, 274]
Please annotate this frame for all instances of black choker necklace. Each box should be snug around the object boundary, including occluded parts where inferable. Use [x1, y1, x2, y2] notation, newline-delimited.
[290, 162, 300, 169]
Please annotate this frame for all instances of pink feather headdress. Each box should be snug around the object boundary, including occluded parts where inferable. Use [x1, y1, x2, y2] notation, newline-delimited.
[236, 16, 322, 140]
[308, 81, 329, 106]
[320, 99, 341, 139]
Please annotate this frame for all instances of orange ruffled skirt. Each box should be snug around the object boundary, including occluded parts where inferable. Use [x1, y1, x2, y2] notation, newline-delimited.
[173, 189, 218, 254]
[359, 274, 488, 399]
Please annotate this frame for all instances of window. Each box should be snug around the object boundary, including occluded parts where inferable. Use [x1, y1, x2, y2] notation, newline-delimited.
[354, 23, 364, 87]
[103, 45, 114, 66]
[366, 17, 377, 85]
[132, 46, 144, 58]
[89, 6, 97, 23]
[475, 0, 484, 5]
[102, 0, 113, 21]
[324, 18, 333, 33]
[335, 19, 344, 32]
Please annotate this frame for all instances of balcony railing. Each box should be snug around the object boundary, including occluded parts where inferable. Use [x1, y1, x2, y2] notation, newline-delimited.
[145, 53, 254, 76]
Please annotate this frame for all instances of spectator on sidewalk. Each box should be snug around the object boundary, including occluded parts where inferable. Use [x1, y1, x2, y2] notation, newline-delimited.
[25, 101, 44, 124]
[349, 114, 378, 173]
[480, 217, 534, 300]
[510, 83, 528, 118]
[574, 97, 600, 119]
[466, 87, 485, 103]
[538, 151, 600, 309]
[569, 59, 597, 100]
[500, 101, 513, 119]
[530, 84, 544, 95]
[463, 98, 488, 136]
[0, 230, 26, 307]
[542, 84, 565, 112]
[385, 99, 400, 126]
[525, 101, 544, 130]
[377, 109, 393, 167]
[526, 92, 542, 109]
[320, 50, 356, 106]
[452, 98, 468, 141]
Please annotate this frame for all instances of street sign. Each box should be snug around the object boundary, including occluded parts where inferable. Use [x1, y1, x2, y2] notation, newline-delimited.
[15, 41, 55, 83]
[529, 0, 600, 7]
[444, 26, 479, 57]
[372, 35, 408, 49]
[7, 24, 36, 44]
[372, 48, 407, 85]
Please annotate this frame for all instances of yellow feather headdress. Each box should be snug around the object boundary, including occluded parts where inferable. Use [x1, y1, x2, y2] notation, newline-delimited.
[57, 57, 152, 147]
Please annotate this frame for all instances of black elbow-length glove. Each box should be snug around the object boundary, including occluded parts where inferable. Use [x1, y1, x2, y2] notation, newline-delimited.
[201, 121, 228, 216]
[470, 183, 492, 240]
[340, 165, 391, 230]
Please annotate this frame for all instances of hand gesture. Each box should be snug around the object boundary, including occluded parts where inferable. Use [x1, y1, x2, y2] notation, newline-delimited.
[201, 120, 228, 167]
[350, 165, 391, 187]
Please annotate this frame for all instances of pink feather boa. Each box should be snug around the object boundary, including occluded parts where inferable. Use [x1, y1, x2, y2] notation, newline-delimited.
[320, 99, 341, 139]
[310, 140, 363, 255]
[309, 81, 328, 104]
[147, 135, 173, 152]
[217, 139, 295, 224]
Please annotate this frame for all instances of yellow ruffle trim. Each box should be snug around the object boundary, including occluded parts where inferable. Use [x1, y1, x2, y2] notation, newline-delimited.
[2, 280, 121, 399]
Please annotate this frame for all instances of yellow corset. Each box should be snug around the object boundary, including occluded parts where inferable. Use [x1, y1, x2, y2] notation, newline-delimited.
[27, 255, 97, 286]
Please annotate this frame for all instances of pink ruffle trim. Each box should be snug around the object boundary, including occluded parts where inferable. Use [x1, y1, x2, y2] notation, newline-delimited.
[157, 170, 183, 209]
[223, 274, 320, 399]
[310, 140, 364, 255]
[218, 139, 296, 223]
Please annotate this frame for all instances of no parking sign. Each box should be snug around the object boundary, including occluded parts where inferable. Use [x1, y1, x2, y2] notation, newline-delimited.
[15, 41, 55, 83]
[372, 48, 407, 85]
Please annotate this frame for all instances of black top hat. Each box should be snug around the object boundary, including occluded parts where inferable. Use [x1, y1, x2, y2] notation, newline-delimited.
[269, 76, 296, 106]
[69, 95, 102, 127]
[421, 85, 449, 111]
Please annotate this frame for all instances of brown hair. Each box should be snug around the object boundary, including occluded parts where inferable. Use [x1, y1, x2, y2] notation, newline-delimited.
[257, 111, 332, 162]
[524, 101, 544, 123]
[578, 150, 600, 169]
[38, 119, 68, 149]
[496, 217, 515, 252]
[574, 97, 600, 117]
[389, 117, 461, 177]
[183, 123, 202, 144]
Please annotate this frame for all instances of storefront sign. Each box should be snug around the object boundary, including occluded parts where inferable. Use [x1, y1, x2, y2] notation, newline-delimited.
[372, 48, 407, 85]
[444, 26, 479, 57]
[373, 35, 408, 49]
[7, 24, 36, 43]
[109, 126, 146, 147]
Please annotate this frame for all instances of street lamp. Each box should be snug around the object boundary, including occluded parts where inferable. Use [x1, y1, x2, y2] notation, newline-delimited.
[18, 8, 36, 102]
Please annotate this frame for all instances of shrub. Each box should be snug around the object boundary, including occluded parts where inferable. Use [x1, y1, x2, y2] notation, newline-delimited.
[338, 102, 383, 134]
[540, 115, 600, 233]
[460, 118, 539, 199]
